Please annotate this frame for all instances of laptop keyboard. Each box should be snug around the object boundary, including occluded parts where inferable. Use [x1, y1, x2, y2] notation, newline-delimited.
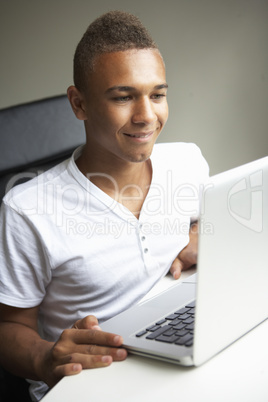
[135, 301, 195, 347]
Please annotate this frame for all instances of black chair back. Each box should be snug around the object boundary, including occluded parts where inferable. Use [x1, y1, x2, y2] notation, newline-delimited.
[0, 95, 85, 202]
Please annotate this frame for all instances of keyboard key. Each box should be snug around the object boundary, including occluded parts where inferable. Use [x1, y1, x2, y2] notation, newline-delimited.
[165, 313, 179, 320]
[182, 317, 194, 324]
[136, 330, 147, 337]
[175, 329, 189, 337]
[185, 323, 194, 330]
[177, 313, 191, 320]
[173, 323, 187, 330]
[146, 325, 170, 340]
[188, 307, 195, 315]
[156, 319, 166, 325]
[185, 301, 195, 308]
[155, 334, 180, 344]
[146, 325, 161, 331]
[162, 328, 177, 337]
[175, 333, 193, 346]
[174, 307, 191, 315]
[168, 318, 183, 326]
[185, 339, 193, 347]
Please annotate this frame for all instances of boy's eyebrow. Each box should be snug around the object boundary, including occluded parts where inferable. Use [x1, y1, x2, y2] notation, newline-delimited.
[105, 83, 168, 93]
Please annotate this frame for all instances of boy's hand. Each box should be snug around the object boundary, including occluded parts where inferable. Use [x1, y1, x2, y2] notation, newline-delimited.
[169, 222, 198, 280]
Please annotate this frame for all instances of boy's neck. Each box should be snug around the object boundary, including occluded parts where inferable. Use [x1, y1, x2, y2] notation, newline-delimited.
[76, 147, 153, 218]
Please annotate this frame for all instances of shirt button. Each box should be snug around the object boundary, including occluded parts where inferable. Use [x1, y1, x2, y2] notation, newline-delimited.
[144, 248, 148, 253]
[141, 236, 146, 241]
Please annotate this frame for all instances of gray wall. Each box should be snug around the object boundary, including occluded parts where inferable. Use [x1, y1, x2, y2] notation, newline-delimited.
[1, 0, 267, 175]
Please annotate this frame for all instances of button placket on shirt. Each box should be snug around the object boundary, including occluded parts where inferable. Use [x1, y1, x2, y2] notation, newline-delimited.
[136, 221, 160, 275]
[138, 222, 150, 257]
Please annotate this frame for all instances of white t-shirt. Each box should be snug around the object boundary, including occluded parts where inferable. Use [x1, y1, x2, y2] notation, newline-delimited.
[0, 142, 209, 400]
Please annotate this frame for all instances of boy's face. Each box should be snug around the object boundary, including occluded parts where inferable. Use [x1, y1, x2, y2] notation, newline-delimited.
[82, 48, 168, 164]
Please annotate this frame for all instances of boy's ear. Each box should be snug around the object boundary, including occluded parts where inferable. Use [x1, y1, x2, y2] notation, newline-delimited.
[67, 86, 87, 121]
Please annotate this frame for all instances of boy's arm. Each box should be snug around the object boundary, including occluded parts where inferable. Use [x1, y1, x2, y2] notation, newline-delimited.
[169, 222, 198, 280]
[0, 304, 127, 388]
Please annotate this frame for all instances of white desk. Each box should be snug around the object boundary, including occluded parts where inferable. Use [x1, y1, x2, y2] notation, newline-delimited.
[42, 271, 268, 402]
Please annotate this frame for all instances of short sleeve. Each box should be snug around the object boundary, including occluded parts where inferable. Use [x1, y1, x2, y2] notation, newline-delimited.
[0, 201, 51, 307]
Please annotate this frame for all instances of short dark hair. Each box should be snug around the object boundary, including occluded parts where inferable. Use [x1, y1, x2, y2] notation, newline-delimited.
[73, 10, 158, 91]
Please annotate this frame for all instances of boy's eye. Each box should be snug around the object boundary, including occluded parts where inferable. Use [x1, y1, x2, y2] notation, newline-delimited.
[112, 93, 166, 102]
[114, 96, 131, 102]
[151, 94, 166, 100]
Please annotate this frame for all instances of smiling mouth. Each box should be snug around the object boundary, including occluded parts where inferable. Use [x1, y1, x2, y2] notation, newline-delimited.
[124, 132, 153, 138]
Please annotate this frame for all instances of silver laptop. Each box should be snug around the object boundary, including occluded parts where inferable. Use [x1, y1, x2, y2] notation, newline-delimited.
[102, 156, 268, 366]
